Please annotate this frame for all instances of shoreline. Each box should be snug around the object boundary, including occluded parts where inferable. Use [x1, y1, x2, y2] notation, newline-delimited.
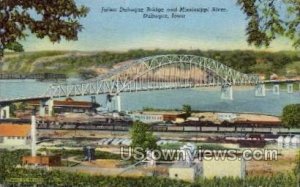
[137, 110, 281, 123]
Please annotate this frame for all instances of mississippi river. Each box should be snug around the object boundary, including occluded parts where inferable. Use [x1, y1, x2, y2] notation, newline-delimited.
[0, 80, 299, 116]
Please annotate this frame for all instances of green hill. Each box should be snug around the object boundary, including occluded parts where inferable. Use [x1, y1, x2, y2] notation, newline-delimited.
[1, 49, 299, 79]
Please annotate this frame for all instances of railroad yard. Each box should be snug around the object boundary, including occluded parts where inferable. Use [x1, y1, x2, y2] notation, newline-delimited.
[2, 109, 299, 149]
[4, 110, 299, 136]
[0, 99, 299, 182]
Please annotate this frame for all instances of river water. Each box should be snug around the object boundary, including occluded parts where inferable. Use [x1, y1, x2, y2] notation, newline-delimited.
[0, 79, 299, 116]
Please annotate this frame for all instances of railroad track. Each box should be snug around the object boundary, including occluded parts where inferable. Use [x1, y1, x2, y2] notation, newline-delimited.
[36, 123, 300, 135]
[1, 118, 299, 135]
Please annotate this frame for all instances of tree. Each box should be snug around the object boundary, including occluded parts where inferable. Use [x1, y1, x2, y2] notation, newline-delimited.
[237, 0, 300, 48]
[281, 104, 300, 128]
[130, 121, 158, 154]
[0, 150, 29, 183]
[182, 104, 192, 118]
[0, 0, 89, 58]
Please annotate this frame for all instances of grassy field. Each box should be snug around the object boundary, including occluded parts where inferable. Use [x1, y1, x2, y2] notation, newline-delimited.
[247, 149, 298, 176]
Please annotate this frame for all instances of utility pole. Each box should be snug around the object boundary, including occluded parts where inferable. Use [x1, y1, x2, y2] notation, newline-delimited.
[31, 110, 37, 157]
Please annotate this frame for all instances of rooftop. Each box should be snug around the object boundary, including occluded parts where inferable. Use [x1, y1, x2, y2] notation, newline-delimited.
[0, 124, 31, 137]
[28, 98, 99, 108]
[53, 99, 93, 108]
[136, 111, 185, 115]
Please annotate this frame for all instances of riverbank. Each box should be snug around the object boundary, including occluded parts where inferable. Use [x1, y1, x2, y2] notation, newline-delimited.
[1, 80, 299, 116]
[190, 112, 280, 124]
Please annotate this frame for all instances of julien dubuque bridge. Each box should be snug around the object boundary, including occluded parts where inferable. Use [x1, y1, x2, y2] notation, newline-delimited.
[0, 54, 299, 119]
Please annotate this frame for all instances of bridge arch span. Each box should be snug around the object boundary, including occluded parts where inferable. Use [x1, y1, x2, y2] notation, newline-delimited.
[46, 54, 260, 97]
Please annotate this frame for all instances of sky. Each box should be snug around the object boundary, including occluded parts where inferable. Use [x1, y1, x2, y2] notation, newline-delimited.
[21, 0, 296, 52]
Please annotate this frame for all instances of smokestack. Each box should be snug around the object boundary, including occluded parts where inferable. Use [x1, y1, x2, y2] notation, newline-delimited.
[31, 115, 37, 157]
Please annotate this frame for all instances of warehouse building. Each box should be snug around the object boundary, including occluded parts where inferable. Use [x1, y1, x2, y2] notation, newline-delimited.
[28, 97, 100, 116]
[22, 155, 61, 166]
[0, 124, 31, 149]
[202, 158, 245, 178]
[130, 111, 186, 123]
[169, 162, 202, 182]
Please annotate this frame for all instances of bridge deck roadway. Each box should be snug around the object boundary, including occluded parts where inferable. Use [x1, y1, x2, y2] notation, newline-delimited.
[0, 79, 299, 105]
[0, 96, 50, 105]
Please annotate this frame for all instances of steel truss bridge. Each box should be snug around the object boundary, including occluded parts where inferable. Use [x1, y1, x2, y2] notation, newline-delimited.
[0, 54, 299, 116]
[45, 55, 260, 98]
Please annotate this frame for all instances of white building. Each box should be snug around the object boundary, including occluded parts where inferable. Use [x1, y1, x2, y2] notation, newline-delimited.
[0, 124, 31, 149]
[202, 158, 245, 178]
[169, 162, 202, 182]
[129, 113, 163, 123]
[217, 113, 237, 122]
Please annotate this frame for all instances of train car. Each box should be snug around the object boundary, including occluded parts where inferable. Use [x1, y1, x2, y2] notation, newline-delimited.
[289, 128, 300, 133]
[62, 124, 77, 129]
[201, 126, 218, 132]
[219, 127, 235, 132]
[253, 127, 272, 133]
[167, 126, 184, 131]
[94, 125, 114, 130]
[152, 125, 168, 132]
[234, 120, 281, 127]
[236, 127, 253, 132]
[183, 126, 200, 132]
[178, 120, 211, 126]
[277, 128, 289, 133]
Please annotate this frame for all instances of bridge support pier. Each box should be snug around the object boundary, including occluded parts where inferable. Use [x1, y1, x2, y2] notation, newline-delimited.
[255, 84, 266, 97]
[0, 105, 10, 119]
[287, 84, 293, 93]
[39, 100, 46, 117]
[48, 99, 54, 116]
[116, 94, 121, 112]
[105, 94, 112, 111]
[221, 84, 233, 100]
[272, 84, 280, 95]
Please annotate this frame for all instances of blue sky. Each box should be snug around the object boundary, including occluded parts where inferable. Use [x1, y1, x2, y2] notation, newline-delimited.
[22, 0, 295, 52]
